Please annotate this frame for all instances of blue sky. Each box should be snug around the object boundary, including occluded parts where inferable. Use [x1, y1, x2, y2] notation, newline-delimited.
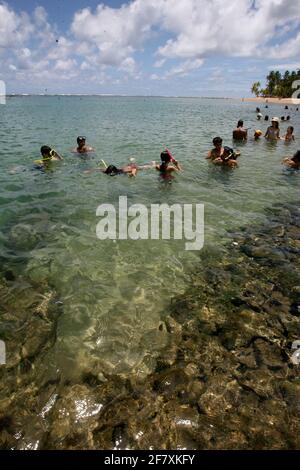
[1, 0, 300, 96]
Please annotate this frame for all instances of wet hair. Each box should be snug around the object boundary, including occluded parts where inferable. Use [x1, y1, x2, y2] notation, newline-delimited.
[264, 115, 269, 121]
[40, 145, 51, 156]
[287, 126, 294, 133]
[292, 151, 300, 163]
[281, 116, 285, 121]
[213, 136, 223, 145]
[256, 107, 260, 113]
[160, 151, 171, 163]
[77, 136, 86, 145]
[285, 105, 289, 109]
[159, 151, 171, 172]
[286, 115, 291, 121]
[104, 165, 122, 176]
[237, 120, 243, 128]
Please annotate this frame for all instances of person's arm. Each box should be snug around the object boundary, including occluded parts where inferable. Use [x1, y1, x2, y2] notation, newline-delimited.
[277, 130, 280, 140]
[264, 128, 269, 138]
[206, 150, 212, 159]
[129, 167, 137, 177]
[52, 150, 63, 160]
[169, 165, 178, 172]
[173, 160, 182, 171]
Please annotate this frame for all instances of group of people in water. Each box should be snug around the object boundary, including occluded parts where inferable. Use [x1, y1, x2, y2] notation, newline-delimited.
[37, 107, 300, 175]
[37, 136, 182, 177]
[206, 109, 298, 168]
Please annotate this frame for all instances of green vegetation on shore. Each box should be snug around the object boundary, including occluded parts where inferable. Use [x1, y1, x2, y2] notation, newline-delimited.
[251, 70, 300, 98]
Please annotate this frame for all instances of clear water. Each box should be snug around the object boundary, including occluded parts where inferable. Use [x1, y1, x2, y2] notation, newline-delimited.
[0, 96, 299, 379]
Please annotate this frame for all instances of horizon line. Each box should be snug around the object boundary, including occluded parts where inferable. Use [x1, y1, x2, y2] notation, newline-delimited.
[6, 93, 240, 99]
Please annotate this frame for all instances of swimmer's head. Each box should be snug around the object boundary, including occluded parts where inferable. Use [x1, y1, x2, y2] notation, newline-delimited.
[264, 115, 269, 121]
[160, 150, 171, 164]
[254, 130, 262, 138]
[292, 150, 300, 162]
[77, 136, 86, 147]
[40, 145, 52, 158]
[213, 137, 222, 147]
[237, 120, 243, 128]
[287, 126, 294, 134]
[104, 164, 120, 175]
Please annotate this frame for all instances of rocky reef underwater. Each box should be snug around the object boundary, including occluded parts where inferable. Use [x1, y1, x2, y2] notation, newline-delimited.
[0, 201, 299, 450]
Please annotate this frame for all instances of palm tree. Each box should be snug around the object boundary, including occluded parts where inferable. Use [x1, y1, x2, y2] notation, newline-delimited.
[251, 81, 261, 97]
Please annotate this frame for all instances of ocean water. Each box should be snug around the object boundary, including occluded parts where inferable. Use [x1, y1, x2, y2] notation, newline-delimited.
[0, 96, 299, 380]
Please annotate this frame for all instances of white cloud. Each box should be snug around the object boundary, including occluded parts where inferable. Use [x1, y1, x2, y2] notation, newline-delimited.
[2, 0, 300, 93]
[154, 59, 166, 68]
[165, 58, 204, 78]
[0, 3, 33, 48]
[157, 0, 300, 59]
[54, 59, 77, 71]
[268, 63, 300, 70]
[71, 2, 160, 66]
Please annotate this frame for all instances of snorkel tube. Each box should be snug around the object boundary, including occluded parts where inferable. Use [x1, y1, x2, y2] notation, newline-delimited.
[163, 145, 181, 170]
[163, 145, 176, 163]
[34, 149, 57, 164]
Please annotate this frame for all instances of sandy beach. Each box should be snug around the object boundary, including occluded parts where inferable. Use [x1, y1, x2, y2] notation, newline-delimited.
[243, 97, 300, 105]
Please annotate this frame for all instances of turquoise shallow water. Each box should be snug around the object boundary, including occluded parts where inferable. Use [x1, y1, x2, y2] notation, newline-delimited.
[0, 96, 299, 379]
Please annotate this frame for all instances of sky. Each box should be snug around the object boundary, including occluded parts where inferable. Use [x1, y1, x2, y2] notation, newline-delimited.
[1, 0, 300, 96]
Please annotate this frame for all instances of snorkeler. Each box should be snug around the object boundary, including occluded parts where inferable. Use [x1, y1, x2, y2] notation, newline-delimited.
[232, 120, 248, 141]
[282, 150, 300, 169]
[213, 146, 240, 168]
[73, 136, 95, 154]
[156, 150, 181, 175]
[36, 146, 63, 166]
[103, 163, 138, 177]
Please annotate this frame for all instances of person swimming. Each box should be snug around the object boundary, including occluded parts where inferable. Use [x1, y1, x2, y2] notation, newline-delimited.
[103, 163, 138, 177]
[38, 146, 63, 164]
[265, 117, 280, 141]
[73, 136, 95, 154]
[282, 150, 300, 169]
[282, 126, 295, 142]
[233, 120, 248, 141]
[156, 150, 181, 176]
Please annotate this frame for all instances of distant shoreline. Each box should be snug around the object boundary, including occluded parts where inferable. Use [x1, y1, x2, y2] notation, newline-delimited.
[243, 97, 300, 105]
